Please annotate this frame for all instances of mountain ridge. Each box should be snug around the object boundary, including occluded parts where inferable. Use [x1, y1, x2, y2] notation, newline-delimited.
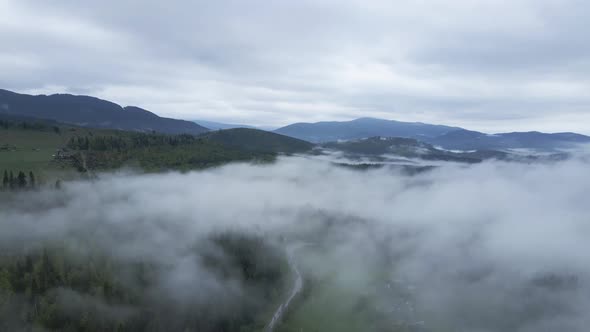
[426, 129, 590, 150]
[193, 119, 256, 130]
[275, 117, 590, 150]
[201, 128, 313, 154]
[0, 89, 209, 135]
[2, 88, 588, 151]
[274, 117, 460, 143]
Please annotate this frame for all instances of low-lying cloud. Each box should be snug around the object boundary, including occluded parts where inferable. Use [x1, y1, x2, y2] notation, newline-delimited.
[1, 155, 590, 331]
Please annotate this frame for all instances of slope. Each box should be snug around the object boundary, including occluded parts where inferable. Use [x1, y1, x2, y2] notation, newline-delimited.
[0, 89, 209, 135]
[274, 117, 459, 143]
[202, 128, 314, 154]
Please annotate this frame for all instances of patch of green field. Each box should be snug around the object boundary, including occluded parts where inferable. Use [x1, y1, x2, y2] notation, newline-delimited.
[0, 119, 276, 184]
[0, 128, 63, 169]
[277, 282, 381, 332]
[276, 246, 405, 332]
[0, 127, 101, 181]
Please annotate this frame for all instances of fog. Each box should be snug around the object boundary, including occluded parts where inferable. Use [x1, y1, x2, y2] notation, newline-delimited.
[1, 154, 590, 331]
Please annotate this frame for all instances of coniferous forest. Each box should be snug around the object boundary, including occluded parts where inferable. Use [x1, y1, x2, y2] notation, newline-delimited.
[0, 232, 288, 332]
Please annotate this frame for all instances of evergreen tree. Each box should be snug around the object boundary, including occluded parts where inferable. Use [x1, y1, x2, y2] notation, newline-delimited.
[2, 170, 7, 189]
[9, 171, 15, 190]
[28, 171, 36, 188]
[17, 171, 27, 188]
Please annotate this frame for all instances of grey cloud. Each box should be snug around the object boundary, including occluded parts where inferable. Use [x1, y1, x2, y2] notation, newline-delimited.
[1, 0, 590, 132]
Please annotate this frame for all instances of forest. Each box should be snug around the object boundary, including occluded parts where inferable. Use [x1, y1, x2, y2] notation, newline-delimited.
[0, 231, 289, 332]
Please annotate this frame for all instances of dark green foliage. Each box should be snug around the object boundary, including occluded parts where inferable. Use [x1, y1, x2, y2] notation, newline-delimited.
[28, 171, 36, 188]
[64, 131, 276, 172]
[9, 171, 15, 190]
[67, 133, 198, 152]
[2, 170, 7, 189]
[2, 117, 303, 176]
[0, 118, 55, 132]
[1, 170, 37, 190]
[202, 128, 314, 154]
[17, 171, 27, 188]
[0, 233, 288, 332]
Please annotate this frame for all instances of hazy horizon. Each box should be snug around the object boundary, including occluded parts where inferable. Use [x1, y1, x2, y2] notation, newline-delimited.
[3, 87, 590, 135]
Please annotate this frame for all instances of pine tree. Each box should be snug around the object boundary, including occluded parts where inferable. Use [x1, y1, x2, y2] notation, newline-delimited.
[28, 171, 36, 188]
[17, 171, 27, 188]
[2, 170, 7, 189]
[9, 171, 15, 190]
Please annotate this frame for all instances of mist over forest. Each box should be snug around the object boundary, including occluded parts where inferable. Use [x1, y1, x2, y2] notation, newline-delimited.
[2, 151, 590, 331]
[3, 0, 590, 330]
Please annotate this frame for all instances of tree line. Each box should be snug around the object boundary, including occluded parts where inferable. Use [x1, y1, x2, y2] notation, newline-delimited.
[0, 233, 288, 332]
[0, 118, 60, 133]
[2, 170, 36, 190]
[67, 133, 199, 152]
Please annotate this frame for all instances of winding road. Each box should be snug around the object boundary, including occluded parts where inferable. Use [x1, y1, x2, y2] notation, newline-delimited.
[265, 243, 306, 332]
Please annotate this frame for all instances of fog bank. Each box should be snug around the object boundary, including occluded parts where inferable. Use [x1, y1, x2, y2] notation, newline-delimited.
[1, 155, 590, 331]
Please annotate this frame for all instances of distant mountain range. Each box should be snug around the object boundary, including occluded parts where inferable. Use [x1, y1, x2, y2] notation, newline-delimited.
[274, 117, 590, 150]
[193, 119, 255, 130]
[275, 117, 459, 143]
[324, 136, 571, 163]
[322, 136, 484, 163]
[423, 129, 590, 150]
[0, 89, 209, 135]
[2, 88, 588, 152]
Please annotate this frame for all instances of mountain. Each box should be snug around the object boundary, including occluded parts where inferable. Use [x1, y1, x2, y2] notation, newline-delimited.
[427, 129, 590, 150]
[322, 136, 484, 163]
[0, 89, 209, 135]
[202, 128, 314, 154]
[321, 136, 572, 164]
[275, 117, 590, 151]
[274, 117, 460, 143]
[0, 115, 279, 174]
[193, 119, 256, 130]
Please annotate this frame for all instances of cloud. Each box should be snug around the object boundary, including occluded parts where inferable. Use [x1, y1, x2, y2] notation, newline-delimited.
[2, 154, 590, 330]
[0, 0, 589, 132]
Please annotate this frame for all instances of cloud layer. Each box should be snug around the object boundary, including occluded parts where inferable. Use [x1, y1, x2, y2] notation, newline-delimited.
[1, 0, 589, 132]
[2, 155, 590, 330]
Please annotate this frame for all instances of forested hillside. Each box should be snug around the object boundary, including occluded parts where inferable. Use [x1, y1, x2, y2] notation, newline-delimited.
[0, 116, 276, 184]
[0, 89, 209, 135]
[203, 128, 314, 154]
[0, 232, 288, 332]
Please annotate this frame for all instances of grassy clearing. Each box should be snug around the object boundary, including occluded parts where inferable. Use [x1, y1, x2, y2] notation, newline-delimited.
[275, 245, 405, 332]
[0, 128, 66, 170]
[0, 127, 100, 182]
[277, 281, 380, 332]
[0, 122, 276, 184]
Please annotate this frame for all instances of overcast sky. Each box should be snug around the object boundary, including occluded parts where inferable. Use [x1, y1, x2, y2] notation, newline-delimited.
[1, 0, 590, 132]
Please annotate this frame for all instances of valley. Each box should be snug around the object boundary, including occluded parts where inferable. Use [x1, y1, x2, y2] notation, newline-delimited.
[0, 90, 589, 332]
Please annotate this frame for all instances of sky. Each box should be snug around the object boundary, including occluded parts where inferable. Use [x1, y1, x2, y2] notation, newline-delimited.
[1, 0, 590, 133]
